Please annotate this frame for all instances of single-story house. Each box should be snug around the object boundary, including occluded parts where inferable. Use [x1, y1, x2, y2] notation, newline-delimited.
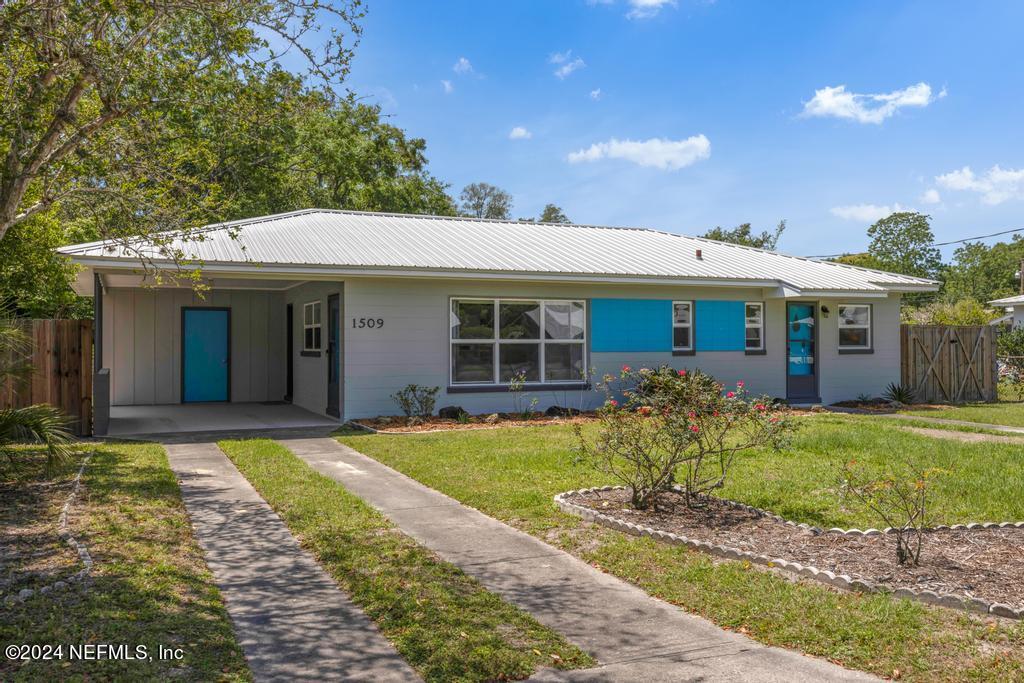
[60, 209, 939, 432]
[990, 294, 1024, 328]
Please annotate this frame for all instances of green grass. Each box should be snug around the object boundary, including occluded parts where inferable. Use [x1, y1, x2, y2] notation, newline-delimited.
[337, 415, 1024, 681]
[219, 438, 594, 682]
[902, 397, 1024, 428]
[1, 444, 249, 682]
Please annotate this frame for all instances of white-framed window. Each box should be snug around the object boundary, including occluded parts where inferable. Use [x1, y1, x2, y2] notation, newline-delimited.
[449, 298, 586, 385]
[672, 301, 693, 351]
[745, 302, 764, 351]
[838, 304, 871, 350]
[303, 301, 322, 351]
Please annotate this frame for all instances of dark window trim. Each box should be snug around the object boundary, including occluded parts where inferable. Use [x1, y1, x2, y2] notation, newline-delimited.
[837, 302, 873, 353]
[672, 349, 696, 357]
[300, 350, 321, 358]
[447, 382, 590, 394]
[744, 349, 768, 356]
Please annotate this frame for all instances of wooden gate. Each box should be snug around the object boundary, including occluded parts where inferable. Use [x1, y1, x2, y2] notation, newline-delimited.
[0, 319, 94, 436]
[900, 324, 997, 404]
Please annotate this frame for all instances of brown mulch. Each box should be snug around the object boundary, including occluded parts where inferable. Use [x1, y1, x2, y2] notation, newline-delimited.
[353, 413, 599, 433]
[567, 488, 1024, 609]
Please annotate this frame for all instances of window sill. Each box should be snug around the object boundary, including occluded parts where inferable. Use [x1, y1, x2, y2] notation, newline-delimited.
[300, 350, 322, 358]
[744, 349, 767, 356]
[837, 348, 873, 355]
[447, 382, 591, 394]
[672, 349, 696, 356]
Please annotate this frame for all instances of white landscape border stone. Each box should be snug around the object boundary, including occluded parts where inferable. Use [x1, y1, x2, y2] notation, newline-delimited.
[3, 450, 95, 607]
[554, 485, 1024, 620]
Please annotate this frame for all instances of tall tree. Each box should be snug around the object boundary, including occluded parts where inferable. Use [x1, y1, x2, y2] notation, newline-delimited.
[538, 204, 570, 224]
[942, 236, 1024, 303]
[865, 212, 941, 279]
[459, 182, 512, 219]
[702, 220, 785, 250]
[0, 0, 363, 243]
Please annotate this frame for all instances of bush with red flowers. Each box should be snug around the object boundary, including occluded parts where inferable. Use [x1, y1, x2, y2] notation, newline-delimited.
[574, 366, 794, 510]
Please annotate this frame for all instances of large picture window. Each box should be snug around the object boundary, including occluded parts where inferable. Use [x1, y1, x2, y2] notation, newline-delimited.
[450, 298, 586, 384]
[303, 301, 322, 351]
[745, 302, 764, 351]
[672, 301, 693, 351]
[838, 304, 871, 350]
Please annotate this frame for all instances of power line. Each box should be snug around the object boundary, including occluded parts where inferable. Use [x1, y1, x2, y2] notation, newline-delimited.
[806, 226, 1024, 259]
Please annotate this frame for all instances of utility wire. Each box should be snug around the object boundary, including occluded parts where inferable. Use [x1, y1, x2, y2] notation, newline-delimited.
[805, 226, 1024, 259]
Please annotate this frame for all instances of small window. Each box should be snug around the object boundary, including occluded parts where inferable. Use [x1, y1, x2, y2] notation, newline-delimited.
[672, 301, 693, 351]
[745, 302, 764, 351]
[838, 304, 871, 350]
[303, 301, 322, 351]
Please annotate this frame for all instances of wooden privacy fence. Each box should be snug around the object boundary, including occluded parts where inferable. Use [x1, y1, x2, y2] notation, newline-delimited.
[0, 319, 93, 436]
[900, 324, 997, 404]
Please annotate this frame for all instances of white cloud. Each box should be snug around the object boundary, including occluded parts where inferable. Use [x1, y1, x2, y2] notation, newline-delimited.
[453, 57, 473, 75]
[802, 82, 941, 124]
[626, 0, 677, 19]
[589, 88, 602, 100]
[509, 126, 532, 140]
[550, 50, 585, 79]
[567, 135, 711, 170]
[936, 165, 1024, 205]
[830, 203, 908, 223]
[441, 80, 453, 94]
[919, 188, 942, 205]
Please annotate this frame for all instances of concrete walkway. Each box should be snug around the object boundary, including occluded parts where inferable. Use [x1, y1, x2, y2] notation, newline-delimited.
[902, 425, 1024, 444]
[279, 436, 875, 682]
[164, 441, 419, 682]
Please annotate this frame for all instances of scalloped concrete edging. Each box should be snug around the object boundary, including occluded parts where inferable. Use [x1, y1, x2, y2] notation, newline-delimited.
[554, 485, 1023, 620]
[3, 450, 95, 608]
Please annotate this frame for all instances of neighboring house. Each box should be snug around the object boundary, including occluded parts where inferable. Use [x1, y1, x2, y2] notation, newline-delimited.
[990, 294, 1024, 328]
[60, 209, 939, 426]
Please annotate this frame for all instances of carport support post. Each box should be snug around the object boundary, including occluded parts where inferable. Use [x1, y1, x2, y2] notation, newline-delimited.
[92, 273, 109, 436]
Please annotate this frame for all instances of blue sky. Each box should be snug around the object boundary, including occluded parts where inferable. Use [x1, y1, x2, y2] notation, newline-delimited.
[335, 0, 1024, 258]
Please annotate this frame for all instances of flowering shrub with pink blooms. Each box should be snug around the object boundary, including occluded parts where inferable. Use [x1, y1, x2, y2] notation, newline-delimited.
[574, 366, 794, 510]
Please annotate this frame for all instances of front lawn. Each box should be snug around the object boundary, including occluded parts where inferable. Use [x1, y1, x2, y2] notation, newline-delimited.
[219, 438, 593, 683]
[902, 393, 1024, 429]
[1, 443, 249, 682]
[338, 414, 1024, 682]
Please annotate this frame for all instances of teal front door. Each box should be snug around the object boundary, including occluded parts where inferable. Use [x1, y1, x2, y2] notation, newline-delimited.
[786, 302, 817, 401]
[182, 308, 230, 402]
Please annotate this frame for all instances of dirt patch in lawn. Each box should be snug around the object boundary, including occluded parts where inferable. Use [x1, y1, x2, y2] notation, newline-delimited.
[0, 455, 85, 595]
[353, 413, 599, 433]
[902, 426, 1024, 445]
[566, 488, 1024, 610]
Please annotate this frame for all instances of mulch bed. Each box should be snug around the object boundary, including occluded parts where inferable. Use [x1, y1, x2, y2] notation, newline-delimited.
[566, 488, 1024, 610]
[353, 413, 599, 433]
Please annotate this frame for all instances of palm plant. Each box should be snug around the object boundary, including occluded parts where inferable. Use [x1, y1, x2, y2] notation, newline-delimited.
[0, 318, 73, 469]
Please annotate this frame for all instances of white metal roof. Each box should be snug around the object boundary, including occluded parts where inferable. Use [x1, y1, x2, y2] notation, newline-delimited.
[59, 209, 939, 293]
[990, 294, 1024, 306]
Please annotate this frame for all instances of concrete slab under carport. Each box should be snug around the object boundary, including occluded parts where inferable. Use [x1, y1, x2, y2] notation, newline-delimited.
[107, 402, 338, 437]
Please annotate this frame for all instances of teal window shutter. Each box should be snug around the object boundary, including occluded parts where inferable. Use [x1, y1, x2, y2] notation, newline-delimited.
[591, 299, 672, 352]
[695, 300, 746, 351]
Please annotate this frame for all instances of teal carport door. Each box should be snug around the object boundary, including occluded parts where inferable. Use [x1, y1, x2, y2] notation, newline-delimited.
[182, 308, 230, 402]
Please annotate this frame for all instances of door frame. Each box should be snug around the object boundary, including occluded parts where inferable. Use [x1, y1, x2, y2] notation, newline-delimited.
[326, 293, 341, 418]
[180, 306, 232, 403]
[784, 300, 820, 402]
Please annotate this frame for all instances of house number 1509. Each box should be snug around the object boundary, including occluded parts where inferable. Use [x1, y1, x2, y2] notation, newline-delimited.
[352, 317, 384, 329]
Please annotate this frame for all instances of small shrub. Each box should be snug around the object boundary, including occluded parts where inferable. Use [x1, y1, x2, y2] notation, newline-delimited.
[838, 459, 948, 565]
[882, 382, 916, 404]
[574, 366, 795, 510]
[391, 384, 439, 419]
[508, 370, 538, 418]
